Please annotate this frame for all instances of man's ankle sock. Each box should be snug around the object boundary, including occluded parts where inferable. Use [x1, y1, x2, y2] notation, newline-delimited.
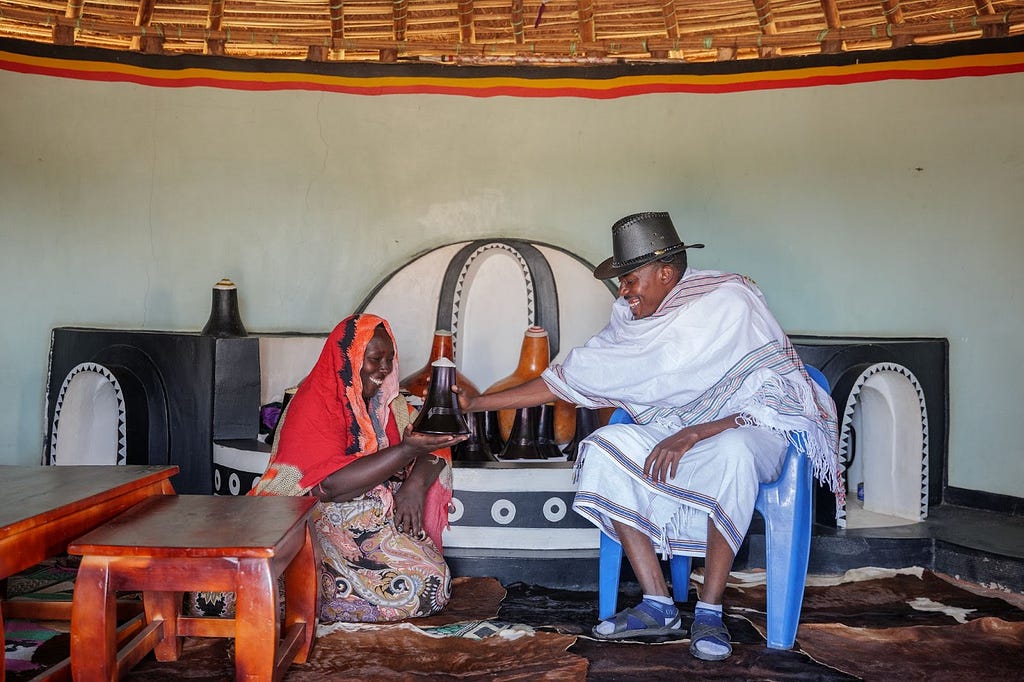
[695, 600, 722, 616]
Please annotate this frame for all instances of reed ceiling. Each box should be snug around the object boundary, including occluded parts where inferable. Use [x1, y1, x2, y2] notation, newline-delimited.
[1, 0, 1022, 65]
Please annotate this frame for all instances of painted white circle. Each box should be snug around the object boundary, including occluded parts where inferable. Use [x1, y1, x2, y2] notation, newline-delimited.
[214, 469, 222, 491]
[543, 496, 567, 522]
[251, 477, 261, 491]
[491, 499, 516, 525]
[448, 497, 465, 523]
[228, 472, 241, 495]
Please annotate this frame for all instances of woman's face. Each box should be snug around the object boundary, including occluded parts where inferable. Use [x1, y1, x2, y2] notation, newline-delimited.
[360, 326, 395, 401]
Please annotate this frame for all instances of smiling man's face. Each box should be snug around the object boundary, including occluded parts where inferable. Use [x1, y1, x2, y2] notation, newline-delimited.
[617, 261, 676, 319]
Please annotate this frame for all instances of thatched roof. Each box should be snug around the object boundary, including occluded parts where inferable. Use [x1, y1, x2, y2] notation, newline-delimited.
[1, 0, 1022, 66]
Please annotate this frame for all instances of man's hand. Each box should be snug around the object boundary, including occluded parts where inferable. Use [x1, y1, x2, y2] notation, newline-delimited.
[644, 428, 701, 483]
[643, 413, 742, 483]
[451, 384, 478, 415]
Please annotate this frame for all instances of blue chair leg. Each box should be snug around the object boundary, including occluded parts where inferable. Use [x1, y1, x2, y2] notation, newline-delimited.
[669, 555, 692, 603]
[598, 532, 624, 619]
[600, 531, 692, 620]
[759, 449, 813, 649]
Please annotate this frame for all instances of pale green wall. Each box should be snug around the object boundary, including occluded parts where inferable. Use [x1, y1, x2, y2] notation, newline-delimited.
[1, 68, 1022, 497]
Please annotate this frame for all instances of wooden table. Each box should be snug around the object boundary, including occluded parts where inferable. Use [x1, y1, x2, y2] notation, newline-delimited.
[68, 494, 318, 682]
[0, 464, 178, 681]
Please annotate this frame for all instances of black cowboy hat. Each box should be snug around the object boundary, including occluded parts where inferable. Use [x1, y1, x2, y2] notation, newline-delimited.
[593, 212, 705, 280]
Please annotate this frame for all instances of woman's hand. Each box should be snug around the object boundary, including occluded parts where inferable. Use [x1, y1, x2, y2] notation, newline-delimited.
[644, 427, 701, 483]
[392, 478, 426, 537]
[402, 425, 467, 453]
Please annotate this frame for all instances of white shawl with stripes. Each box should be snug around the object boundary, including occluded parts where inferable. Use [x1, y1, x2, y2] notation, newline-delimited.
[542, 268, 842, 497]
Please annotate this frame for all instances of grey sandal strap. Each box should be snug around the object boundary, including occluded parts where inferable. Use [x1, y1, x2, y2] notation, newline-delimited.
[689, 619, 731, 643]
[612, 606, 661, 631]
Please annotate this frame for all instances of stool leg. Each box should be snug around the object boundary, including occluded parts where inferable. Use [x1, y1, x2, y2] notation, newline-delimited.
[71, 556, 118, 682]
[235, 558, 277, 682]
[284, 525, 318, 663]
[145, 590, 183, 661]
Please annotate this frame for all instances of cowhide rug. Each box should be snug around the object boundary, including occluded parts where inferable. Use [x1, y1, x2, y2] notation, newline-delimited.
[9, 568, 1024, 681]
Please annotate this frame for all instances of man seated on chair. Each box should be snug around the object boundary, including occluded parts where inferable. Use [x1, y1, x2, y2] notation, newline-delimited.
[456, 211, 840, 661]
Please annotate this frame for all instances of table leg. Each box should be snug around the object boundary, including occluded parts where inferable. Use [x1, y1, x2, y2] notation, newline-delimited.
[144, 590, 183, 661]
[71, 556, 118, 682]
[235, 558, 277, 682]
[284, 525, 318, 663]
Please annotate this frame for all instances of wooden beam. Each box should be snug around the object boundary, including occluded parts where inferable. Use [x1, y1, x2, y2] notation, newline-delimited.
[661, 0, 680, 40]
[130, 0, 158, 51]
[53, 24, 75, 45]
[881, 0, 904, 24]
[511, 0, 525, 44]
[751, 0, 778, 58]
[207, 0, 224, 31]
[974, 0, 1010, 37]
[818, 0, 843, 53]
[330, 0, 345, 47]
[57, 0, 84, 44]
[206, 0, 225, 55]
[63, 0, 83, 20]
[306, 45, 330, 61]
[577, 0, 595, 43]
[880, 0, 912, 48]
[458, 0, 475, 44]
[393, 0, 408, 41]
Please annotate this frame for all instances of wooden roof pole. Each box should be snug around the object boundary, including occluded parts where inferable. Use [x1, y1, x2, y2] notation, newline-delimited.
[131, 0, 162, 53]
[511, 0, 525, 44]
[974, 0, 1009, 37]
[752, 0, 779, 58]
[382, 0, 408, 60]
[310, 0, 345, 61]
[818, 0, 843, 53]
[880, 0, 911, 48]
[392, 0, 408, 41]
[55, 0, 83, 45]
[577, 0, 603, 56]
[458, 0, 475, 45]
[205, 0, 226, 56]
[653, 0, 679, 58]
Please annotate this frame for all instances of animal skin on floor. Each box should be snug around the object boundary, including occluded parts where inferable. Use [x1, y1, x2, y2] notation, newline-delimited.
[7, 569, 1024, 681]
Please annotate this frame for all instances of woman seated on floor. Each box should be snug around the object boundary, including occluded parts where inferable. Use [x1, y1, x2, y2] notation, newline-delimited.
[249, 313, 467, 623]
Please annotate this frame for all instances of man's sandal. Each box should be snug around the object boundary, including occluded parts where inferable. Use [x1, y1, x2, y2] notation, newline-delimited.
[590, 606, 683, 640]
[689, 619, 733, 661]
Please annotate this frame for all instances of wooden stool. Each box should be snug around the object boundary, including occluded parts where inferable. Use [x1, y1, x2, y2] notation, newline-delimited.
[68, 494, 318, 682]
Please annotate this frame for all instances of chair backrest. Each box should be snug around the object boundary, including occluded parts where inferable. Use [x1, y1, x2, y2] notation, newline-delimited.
[804, 365, 829, 392]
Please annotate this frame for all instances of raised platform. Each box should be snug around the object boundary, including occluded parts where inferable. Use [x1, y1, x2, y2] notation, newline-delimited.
[448, 502, 1024, 594]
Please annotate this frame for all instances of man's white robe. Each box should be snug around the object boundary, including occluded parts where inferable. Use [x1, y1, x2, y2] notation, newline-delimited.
[541, 268, 840, 556]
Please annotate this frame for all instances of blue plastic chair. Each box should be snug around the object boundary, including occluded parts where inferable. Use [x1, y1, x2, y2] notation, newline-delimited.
[597, 365, 829, 650]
